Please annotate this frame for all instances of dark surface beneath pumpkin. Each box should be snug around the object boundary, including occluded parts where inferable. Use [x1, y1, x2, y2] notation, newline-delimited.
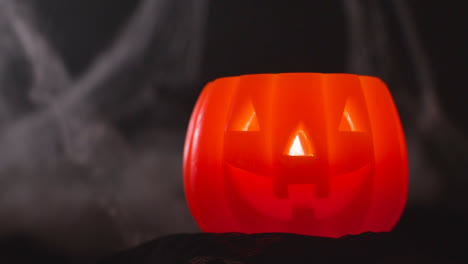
[96, 207, 467, 264]
[0, 207, 465, 263]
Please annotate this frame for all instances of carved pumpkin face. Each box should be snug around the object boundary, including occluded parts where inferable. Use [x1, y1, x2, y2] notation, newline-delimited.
[184, 73, 408, 238]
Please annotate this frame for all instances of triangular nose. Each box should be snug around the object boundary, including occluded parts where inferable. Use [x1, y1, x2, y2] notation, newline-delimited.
[285, 128, 315, 156]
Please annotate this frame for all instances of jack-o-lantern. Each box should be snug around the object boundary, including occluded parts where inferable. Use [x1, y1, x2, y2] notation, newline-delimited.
[183, 73, 408, 238]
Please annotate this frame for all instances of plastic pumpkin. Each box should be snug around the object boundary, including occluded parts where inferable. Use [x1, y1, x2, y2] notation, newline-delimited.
[183, 73, 408, 238]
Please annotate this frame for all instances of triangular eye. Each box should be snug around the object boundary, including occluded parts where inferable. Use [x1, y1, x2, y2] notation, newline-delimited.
[242, 111, 259, 131]
[227, 98, 260, 131]
[284, 125, 315, 156]
[339, 98, 359, 132]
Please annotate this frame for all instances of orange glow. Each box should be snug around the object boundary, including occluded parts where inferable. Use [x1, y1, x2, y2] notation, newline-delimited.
[227, 98, 260, 132]
[183, 73, 408, 237]
[285, 125, 314, 157]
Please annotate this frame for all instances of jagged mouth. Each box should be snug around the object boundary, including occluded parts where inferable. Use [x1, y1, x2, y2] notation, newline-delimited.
[223, 162, 373, 221]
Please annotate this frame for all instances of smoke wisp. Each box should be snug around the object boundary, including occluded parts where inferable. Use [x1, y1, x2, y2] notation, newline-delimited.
[0, 0, 207, 256]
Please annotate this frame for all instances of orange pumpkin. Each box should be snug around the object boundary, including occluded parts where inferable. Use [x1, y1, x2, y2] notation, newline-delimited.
[183, 73, 408, 237]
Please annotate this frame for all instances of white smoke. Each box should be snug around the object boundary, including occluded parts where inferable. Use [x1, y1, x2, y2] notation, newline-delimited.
[0, 0, 207, 256]
[0, 0, 466, 259]
[343, 0, 468, 207]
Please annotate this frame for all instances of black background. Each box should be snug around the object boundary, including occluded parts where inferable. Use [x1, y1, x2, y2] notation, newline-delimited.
[0, 0, 466, 262]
